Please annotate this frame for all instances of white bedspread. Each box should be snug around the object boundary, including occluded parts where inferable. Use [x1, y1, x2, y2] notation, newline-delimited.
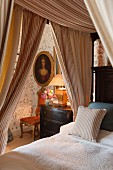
[0, 133, 113, 170]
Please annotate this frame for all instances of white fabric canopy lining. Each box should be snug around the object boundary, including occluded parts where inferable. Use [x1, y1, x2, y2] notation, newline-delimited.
[84, 0, 113, 66]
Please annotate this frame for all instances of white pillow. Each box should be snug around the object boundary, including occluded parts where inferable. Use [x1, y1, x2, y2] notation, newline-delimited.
[97, 130, 113, 147]
[71, 106, 106, 141]
[60, 122, 75, 135]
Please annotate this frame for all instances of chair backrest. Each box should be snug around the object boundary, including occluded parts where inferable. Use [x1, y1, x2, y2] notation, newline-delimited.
[36, 89, 45, 116]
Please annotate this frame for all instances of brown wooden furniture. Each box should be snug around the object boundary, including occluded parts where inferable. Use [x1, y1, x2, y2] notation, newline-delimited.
[40, 104, 73, 138]
[20, 89, 46, 141]
[20, 115, 40, 141]
[92, 66, 113, 103]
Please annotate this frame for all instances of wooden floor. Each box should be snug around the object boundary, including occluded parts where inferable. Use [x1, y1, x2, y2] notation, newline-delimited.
[5, 133, 36, 153]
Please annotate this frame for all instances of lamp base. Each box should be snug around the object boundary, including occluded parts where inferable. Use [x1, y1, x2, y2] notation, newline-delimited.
[56, 88, 67, 106]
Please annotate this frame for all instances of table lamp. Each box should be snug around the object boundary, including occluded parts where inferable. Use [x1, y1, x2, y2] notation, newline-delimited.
[49, 74, 67, 106]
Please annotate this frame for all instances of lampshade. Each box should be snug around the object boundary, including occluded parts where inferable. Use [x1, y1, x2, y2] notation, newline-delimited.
[49, 74, 65, 86]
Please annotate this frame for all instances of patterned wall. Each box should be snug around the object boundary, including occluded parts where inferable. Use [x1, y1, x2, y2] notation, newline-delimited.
[9, 24, 55, 133]
[94, 39, 111, 66]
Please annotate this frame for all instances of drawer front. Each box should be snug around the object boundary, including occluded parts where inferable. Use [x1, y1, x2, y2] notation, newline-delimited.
[41, 107, 67, 122]
[41, 119, 63, 133]
[40, 130, 56, 139]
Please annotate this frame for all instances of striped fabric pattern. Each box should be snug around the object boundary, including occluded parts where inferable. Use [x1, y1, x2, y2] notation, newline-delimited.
[71, 106, 106, 141]
[52, 23, 92, 118]
[0, 8, 46, 154]
[15, 0, 96, 33]
[0, 0, 14, 64]
[0, 4, 22, 111]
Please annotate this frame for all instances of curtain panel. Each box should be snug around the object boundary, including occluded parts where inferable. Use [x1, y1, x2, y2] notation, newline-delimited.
[0, 9, 46, 155]
[15, 0, 96, 33]
[84, 0, 113, 66]
[0, 0, 14, 63]
[0, 4, 22, 110]
[52, 23, 92, 117]
[0, 0, 14, 94]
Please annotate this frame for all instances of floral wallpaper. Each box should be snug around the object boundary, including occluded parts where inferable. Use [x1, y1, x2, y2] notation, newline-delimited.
[9, 24, 55, 133]
[94, 39, 111, 66]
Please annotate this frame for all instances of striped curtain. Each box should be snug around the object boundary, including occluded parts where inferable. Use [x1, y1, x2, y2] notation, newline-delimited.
[0, 0, 14, 102]
[15, 0, 96, 33]
[0, 0, 14, 92]
[52, 23, 92, 118]
[0, 4, 22, 110]
[0, 0, 14, 64]
[0, 9, 46, 154]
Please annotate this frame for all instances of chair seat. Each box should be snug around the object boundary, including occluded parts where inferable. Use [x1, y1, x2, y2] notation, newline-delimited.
[20, 116, 40, 125]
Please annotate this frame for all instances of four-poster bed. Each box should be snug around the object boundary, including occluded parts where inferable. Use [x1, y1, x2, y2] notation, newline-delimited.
[0, 1, 94, 154]
[1, 66, 113, 169]
[1, 0, 113, 168]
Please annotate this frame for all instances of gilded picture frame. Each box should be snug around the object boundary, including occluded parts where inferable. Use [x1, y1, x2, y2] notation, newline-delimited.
[33, 51, 54, 87]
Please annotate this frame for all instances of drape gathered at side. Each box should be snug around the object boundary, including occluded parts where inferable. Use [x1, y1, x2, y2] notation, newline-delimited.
[0, 0, 13, 51]
[0, 4, 22, 110]
[0, 8, 46, 155]
[15, 0, 96, 33]
[0, 0, 14, 98]
[0, 0, 14, 64]
[84, 0, 113, 66]
[51, 23, 92, 117]
[0, 0, 14, 91]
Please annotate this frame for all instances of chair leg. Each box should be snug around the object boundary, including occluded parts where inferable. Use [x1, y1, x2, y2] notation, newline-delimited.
[20, 122, 23, 138]
[33, 124, 39, 141]
[33, 126, 35, 141]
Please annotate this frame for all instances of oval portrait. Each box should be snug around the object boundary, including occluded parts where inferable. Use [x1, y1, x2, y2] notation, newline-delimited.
[33, 51, 54, 87]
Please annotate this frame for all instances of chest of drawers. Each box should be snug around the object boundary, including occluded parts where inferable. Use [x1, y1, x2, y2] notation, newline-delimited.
[40, 104, 73, 138]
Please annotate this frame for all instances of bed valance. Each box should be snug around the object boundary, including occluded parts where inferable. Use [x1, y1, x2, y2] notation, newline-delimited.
[15, 0, 96, 33]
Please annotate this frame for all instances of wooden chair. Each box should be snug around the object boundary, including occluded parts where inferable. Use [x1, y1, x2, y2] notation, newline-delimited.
[20, 114, 40, 141]
[20, 89, 45, 141]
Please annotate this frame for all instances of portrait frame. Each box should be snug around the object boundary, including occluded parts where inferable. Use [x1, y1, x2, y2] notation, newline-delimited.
[33, 51, 54, 87]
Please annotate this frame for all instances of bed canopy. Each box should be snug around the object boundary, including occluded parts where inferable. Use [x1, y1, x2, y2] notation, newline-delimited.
[15, 0, 95, 32]
[0, 0, 113, 155]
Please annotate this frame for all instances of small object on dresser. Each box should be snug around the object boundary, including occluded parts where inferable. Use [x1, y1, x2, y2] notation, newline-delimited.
[45, 98, 51, 105]
[41, 88, 56, 105]
[49, 74, 67, 106]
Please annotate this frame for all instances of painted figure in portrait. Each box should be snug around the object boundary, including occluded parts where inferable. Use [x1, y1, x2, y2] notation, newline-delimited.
[34, 51, 54, 87]
[38, 56, 50, 83]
